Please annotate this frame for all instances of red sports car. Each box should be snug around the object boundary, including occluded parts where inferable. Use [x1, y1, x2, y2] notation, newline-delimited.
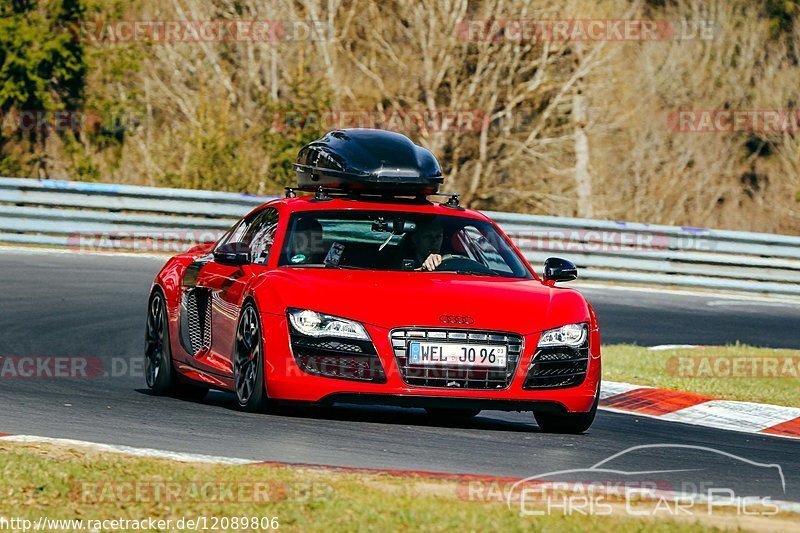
[145, 129, 601, 433]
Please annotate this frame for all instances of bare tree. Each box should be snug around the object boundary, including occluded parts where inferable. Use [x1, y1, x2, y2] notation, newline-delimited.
[26, 0, 799, 234]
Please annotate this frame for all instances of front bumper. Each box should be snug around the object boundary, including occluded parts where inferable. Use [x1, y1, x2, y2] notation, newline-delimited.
[262, 313, 601, 414]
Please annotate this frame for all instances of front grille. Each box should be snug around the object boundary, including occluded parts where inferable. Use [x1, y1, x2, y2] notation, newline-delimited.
[523, 346, 589, 389]
[290, 334, 386, 382]
[390, 328, 523, 389]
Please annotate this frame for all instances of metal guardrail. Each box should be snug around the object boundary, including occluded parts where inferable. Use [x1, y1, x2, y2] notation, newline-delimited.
[2, 177, 799, 296]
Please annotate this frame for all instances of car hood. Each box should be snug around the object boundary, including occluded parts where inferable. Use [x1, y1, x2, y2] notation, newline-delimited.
[254, 268, 590, 335]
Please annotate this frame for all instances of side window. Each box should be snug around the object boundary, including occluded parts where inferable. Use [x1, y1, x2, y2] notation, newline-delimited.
[214, 208, 279, 265]
[218, 219, 248, 248]
[244, 208, 279, 265]
[213, 218, 247, 253]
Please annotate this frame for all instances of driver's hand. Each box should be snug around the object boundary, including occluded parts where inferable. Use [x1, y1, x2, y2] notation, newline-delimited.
[421, 254, 442, 271]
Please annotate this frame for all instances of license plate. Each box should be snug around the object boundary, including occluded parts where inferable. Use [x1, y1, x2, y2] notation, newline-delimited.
[408, 342, 507, 368]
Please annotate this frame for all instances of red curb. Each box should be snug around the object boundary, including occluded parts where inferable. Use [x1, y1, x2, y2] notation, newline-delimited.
[601, 387, 712, 416]
[761, 416, 800, 438]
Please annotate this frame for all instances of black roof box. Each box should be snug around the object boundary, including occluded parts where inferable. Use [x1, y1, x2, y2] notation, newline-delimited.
[293, 129, 443, 195]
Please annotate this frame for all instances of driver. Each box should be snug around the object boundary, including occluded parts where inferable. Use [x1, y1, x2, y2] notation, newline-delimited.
[289, 218, 325, 264]
[410, 218, 444, 271]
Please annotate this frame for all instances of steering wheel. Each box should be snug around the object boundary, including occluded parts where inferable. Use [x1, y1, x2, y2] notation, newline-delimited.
[434, 254, 497, 276]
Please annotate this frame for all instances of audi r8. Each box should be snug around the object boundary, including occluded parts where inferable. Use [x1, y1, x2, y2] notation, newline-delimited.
[145, 129, 601, 433]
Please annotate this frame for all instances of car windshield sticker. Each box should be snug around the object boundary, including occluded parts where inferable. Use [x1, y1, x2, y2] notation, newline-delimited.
[324, 242, 345, 266]
[290, 253, 306, 264]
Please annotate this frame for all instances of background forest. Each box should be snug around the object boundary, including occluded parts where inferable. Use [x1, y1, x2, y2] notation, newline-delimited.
[2, 0, 800, 234]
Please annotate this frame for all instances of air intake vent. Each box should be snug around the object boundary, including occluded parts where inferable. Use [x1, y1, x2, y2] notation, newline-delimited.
[289, 334, 385, 382]
[523, 346, 589, 389]
[183, 288, 211, 356]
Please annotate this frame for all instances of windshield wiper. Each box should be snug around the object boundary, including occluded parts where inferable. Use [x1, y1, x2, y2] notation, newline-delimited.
[324, 263, 367, 270]
[287, 263, 366, 270]
[444, 270, 500, 277]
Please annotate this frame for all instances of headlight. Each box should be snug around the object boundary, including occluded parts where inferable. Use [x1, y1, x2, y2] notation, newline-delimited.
[287, 308, 369, 340]
[537, 323, 588, 348]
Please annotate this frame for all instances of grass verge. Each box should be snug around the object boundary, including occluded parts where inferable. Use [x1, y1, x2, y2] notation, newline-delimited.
[2, 441, 792, 532]
[603, 344, 800, 407]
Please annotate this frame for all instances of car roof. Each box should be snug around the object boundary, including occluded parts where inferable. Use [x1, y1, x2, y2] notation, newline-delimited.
[260, 195, 492, 221]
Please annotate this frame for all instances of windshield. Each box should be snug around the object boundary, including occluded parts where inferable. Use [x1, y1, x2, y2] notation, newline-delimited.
[278, 211, 533, 279]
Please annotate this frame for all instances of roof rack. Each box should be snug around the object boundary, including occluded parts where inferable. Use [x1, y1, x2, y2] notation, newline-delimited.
[427, 192, 461, 208]
[284, 186, 461, 207]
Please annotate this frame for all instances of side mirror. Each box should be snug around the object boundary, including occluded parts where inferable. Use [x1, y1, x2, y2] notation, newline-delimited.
[214, 242, 250, 266]
[543, 257, 578, 283]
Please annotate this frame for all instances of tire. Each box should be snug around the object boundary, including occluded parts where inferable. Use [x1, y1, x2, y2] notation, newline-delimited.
[534, 385, 600, 434]
[425, 408, 481, 419]
[145, 289, 174, 394]
[144, 289, 208, 400]
[234, 302, 268, 412]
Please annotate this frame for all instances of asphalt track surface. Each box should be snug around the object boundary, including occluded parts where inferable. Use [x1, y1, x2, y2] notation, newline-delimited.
[1, 251, 798, 501]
